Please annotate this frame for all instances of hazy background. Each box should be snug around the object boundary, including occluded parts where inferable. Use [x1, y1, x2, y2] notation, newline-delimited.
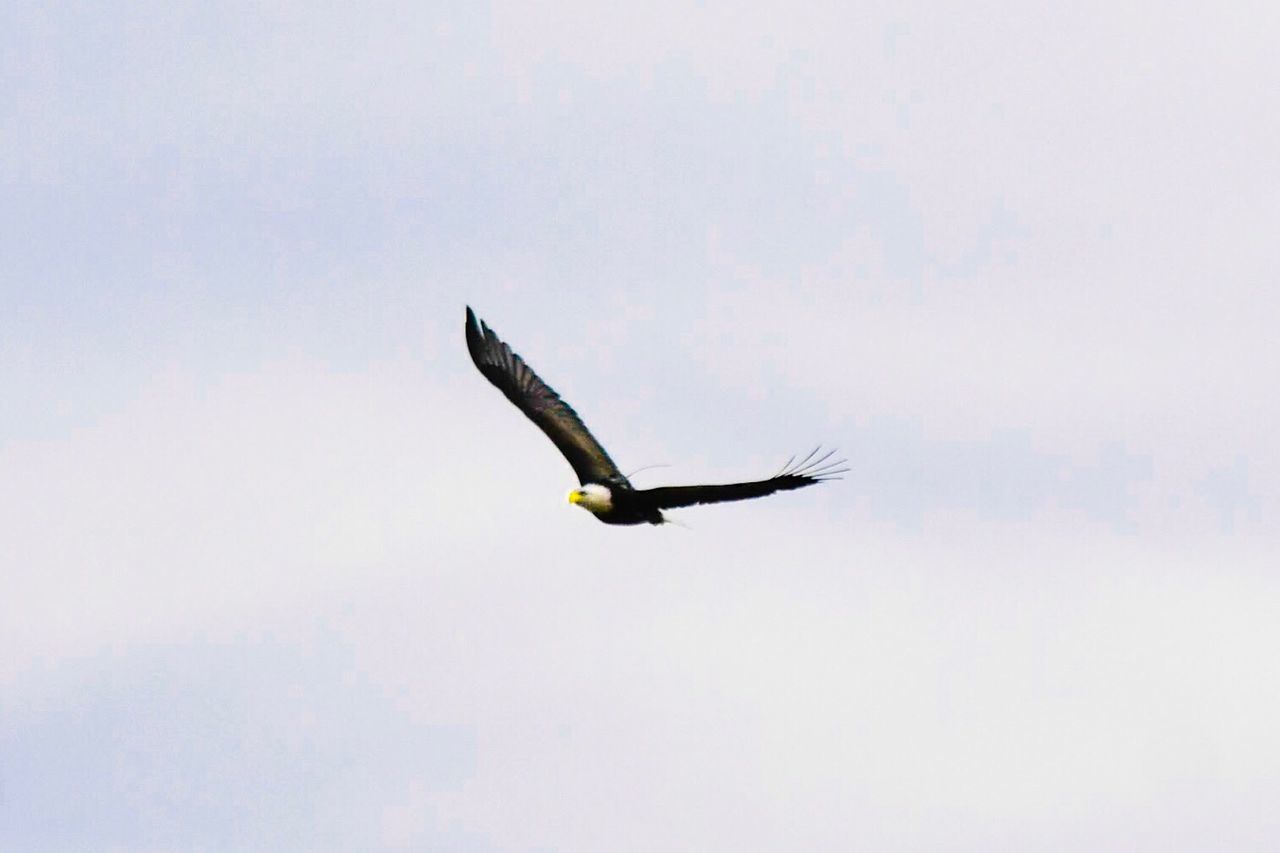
[3, 3, 1278, 850]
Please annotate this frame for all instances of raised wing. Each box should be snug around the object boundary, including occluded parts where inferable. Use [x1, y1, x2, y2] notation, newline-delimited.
[465, 306, 624, 485]
[636, 447, 847, 510]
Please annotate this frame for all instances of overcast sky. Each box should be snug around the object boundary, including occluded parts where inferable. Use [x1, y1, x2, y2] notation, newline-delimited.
[3, 3, 1278, 851]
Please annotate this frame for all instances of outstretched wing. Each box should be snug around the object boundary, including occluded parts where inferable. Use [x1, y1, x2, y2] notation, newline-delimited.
[637, 447, 847, 510]
[465, 306, 624, 485]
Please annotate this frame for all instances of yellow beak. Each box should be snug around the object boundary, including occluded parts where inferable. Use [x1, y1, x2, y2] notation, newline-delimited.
[568, 490, 582, 504]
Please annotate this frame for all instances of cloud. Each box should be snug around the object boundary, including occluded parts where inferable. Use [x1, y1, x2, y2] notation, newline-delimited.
[3, 3, 1279, 850]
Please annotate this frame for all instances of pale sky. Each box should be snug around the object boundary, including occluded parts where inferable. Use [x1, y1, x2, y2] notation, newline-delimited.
[3, 3, 1279, 851]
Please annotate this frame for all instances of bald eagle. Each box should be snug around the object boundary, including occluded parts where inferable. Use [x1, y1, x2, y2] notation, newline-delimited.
[465, 306, 845, 525]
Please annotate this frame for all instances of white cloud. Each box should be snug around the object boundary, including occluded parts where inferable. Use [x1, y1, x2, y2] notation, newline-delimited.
[3, 3, 1279, 850]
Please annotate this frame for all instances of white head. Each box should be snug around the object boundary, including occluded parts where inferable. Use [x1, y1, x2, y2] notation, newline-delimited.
[567, 483, 613, 514]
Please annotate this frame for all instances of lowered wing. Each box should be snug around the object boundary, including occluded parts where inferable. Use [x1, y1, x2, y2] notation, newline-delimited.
[636, 448, 847, 510]
[465, 306, 625, 485]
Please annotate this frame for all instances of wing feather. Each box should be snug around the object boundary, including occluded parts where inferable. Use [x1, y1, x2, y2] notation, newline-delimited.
[465, 306, 624, 485]
[637, 448, 847, 510]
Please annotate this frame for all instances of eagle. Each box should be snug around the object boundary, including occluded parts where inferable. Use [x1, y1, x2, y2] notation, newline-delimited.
[465, 306, 845, 525]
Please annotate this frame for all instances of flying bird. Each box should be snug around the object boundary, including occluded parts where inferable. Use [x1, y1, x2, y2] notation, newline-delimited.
[465, 306, 846, 525]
